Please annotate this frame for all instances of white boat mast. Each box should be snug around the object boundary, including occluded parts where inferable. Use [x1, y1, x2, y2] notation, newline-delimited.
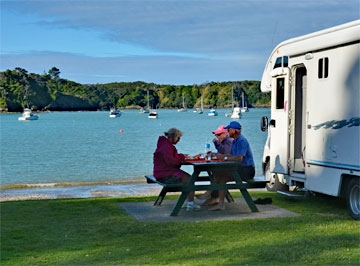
[147, 90, 150, 110]
[242, 91, 244, 108]
[232, 86, 235, 110]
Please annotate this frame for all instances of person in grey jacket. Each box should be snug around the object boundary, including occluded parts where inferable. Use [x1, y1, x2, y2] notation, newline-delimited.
[212, 125, 233, 154]
[197, 125, 233, 206]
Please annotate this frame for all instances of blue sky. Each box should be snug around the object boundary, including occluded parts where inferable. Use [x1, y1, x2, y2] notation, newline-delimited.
[1, 0, 359, 85]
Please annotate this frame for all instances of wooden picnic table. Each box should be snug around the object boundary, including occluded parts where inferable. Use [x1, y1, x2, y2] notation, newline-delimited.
[146, 159, 266, 216]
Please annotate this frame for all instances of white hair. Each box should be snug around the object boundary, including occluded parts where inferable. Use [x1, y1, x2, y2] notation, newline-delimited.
[164, 127, 183, 140]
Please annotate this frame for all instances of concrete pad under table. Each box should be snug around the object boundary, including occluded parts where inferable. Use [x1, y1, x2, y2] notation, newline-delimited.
[120, 198, 300, 222]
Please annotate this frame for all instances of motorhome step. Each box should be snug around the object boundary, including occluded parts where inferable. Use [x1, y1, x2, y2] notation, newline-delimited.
[277, 190, 305, 197]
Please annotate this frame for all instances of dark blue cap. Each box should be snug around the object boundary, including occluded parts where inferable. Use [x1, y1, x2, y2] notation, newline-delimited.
[224, 121, 241, 130]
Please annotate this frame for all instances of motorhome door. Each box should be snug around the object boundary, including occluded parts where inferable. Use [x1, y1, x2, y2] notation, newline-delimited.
[292, 66, 307, 172]
[269, 74, 290, 174]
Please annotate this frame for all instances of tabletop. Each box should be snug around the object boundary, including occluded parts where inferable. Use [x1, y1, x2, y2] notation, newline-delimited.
[182, 159, 241, 167]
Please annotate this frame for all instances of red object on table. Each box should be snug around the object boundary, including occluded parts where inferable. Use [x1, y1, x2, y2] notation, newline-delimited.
[184, 158, 223, 163]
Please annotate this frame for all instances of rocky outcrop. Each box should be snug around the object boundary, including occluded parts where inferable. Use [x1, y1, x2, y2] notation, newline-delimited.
[27, 80, 54, 110]
[44, 93, 97, 111]
[4, 100, 22, 112]
[5, 89, 98, 112]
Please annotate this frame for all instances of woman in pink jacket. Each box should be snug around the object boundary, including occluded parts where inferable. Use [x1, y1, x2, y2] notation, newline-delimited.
[153, 128, 200, 211]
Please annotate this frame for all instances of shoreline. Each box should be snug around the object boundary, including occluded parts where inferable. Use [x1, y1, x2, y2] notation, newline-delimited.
[1, 106, 270, 114]
[0, 180, 145, 190]
[0, 177, 266, 202]
[0, 182, 163, 202]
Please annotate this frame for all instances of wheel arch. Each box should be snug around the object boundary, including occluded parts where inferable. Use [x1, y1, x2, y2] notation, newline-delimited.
[340, 174, 359, 198]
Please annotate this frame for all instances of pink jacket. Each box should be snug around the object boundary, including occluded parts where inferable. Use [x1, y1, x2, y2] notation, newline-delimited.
[153, 136, 185, 179]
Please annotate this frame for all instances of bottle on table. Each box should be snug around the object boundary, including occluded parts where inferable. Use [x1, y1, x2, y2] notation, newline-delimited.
[205, 142, 211, 161]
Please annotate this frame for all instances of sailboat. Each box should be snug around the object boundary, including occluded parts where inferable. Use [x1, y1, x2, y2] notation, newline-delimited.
[225, 86, 241, 119]
[140, 90, 150, 113]
[194, 95, 204, 114]
[178, 93, 187, 112]
[198, 95, 204, 114]
[231, 87, 241, 119]
[148, 98, 158, 119]
[225, 87, 233, 117]
[231, 107, 241, 119]
[241, 91, 249, 113]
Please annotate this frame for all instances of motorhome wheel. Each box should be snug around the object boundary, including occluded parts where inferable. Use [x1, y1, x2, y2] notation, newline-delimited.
[265, 162, 289, 192]
[346, 178, 360, 220]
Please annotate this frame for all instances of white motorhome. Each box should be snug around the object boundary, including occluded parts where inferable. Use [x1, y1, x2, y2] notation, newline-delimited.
[260, 20, 360, 219]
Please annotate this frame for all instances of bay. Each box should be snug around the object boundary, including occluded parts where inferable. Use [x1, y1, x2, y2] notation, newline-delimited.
[0, 108, 270, 187]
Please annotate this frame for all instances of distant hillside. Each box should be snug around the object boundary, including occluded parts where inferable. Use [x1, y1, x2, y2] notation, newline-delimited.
[0, 67, 270, 112]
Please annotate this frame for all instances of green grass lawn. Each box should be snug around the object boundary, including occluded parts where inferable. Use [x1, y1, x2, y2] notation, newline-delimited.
[1, 191, 359, 266]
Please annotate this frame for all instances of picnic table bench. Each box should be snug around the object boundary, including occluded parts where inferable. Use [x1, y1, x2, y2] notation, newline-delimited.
[145, 174, 235, 205]
[145, 159, 268, 216]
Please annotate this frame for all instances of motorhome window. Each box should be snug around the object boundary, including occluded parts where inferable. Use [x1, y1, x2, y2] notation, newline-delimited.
[318, 57, 329, 79]
[276, 78, 285, 109]
[274, 57, 282, 69]
[318, 59, 323, 78]
[283, 56, 289, 67]
[324, 57, 329, 78]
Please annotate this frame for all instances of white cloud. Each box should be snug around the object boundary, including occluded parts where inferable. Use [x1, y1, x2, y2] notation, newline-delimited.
[1, 0, 359, 84]
[0, 50, 264, 84]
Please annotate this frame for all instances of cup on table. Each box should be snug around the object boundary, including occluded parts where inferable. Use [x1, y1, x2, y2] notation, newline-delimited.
[206, 152, 212, 161]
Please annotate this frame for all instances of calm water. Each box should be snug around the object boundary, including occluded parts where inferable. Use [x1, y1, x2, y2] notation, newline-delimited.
[0, 108, 270, 187]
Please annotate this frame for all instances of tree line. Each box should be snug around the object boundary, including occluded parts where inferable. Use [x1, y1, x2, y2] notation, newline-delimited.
[0, 67, 270, 112]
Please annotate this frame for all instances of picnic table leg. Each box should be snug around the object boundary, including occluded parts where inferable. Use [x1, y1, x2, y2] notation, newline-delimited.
[209, 170, 233, 203]
[154, 188, 168, 206]
[170, 191, 188, 216]
[170, 169, 200, 216]
[230, 169, 258, 212]
[239, 188, 258, 212]
[225, 191, 235, 203]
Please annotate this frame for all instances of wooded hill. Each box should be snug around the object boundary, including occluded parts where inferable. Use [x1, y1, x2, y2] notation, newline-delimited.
[0, 67, 270, 112]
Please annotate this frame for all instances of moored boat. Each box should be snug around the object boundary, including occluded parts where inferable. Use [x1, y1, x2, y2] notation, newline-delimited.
[241, 92, 249, 112]
[208, 108, 218, 116]
[231, 107, 241, 119]
[139, 107, 149, 114]
[109, 108, 122, 118]
[177, 93, 187, 112]
[148, 110, 158, 119]
[197, 95, 204, 114]
[140, 90, 150, 113]
[18, 108, 39, 121]
[227, 86, 241, 118]
[194, 107, 203, 114]
[241, 107, 249, 113]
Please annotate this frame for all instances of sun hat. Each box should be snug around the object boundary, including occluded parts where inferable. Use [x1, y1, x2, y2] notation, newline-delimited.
[212, 125, 228, 134]
[224, 121, 242, 130]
